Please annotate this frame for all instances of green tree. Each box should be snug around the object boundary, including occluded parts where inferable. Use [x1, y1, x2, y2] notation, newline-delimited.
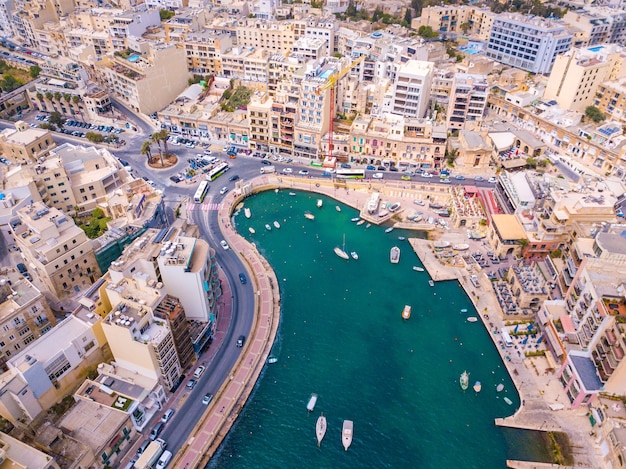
[72, 95, 81, 104]
[417, 25, 438, 39]
[48, 111, 65, 127]
[445, 148, 459, 166]
[45, 91, 53, 100]
[36, 92, 43, 101]
[159, 9, 175, 21]
[345, 1, 357, 17]
[63, 93, 71, 102]
[151, 132, 164, 167]
[403, 8, 412, 26]
[585, 106, 605, 123]
[0, 74, 21, 92]
[39, 123, 55, 131]
[156, 129, 169, 164]
[86, 132, 105, 143]
[141, 140, 152, 162]
[29, 65, 41, 78]
[372, 7, 383, 22]
[53, 91, 62, 101]
[460, 22, 471, 34]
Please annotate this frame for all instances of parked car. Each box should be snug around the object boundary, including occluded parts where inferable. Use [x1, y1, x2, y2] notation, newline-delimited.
[186, 379, 197, 390]
[202, 393, 214, 405]
[137, 440, 150, 456]
[488, 177, 497, 183]
[282, 168, 293, 174]
[366, 165, 376, 170]
[261, 159, 272, 165]
[149, 422, 164, 440]
[340, 163, 352, 169]
[193, 366, 206, 378]
[455, 175, 465, 180]
[389, 167, 399, 172]
[372, 173, 384, 179]
[401, 175, 411, 181]
[474, 176, 485, 182]
[16, 263, 27, 274]
[298, 169, 309, 175]
[161, 409, 175, 423]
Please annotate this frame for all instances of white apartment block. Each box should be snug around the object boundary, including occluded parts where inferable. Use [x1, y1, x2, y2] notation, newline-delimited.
[0, 271, 56, 371]
[544, 44, 626, 112]
[447, 73, 488, 130]
[486, 14, 573, 75]
[385, 60, 434, 118]
[0, 314, 107, 424]
[11, 202, 101, 300]
[303, 16, 336, 53]
[292, 36, 328, 62]
[0, 0, 13, 38]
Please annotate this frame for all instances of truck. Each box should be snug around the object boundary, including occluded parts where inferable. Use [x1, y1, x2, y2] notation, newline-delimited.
[134, 438, 166, 469]
[260, 166, 275, 174]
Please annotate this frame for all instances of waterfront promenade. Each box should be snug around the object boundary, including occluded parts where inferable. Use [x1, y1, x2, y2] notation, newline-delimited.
[173, 175, 602, 468]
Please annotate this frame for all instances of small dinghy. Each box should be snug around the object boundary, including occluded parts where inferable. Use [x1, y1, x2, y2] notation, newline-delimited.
[248, 227, 256, 234]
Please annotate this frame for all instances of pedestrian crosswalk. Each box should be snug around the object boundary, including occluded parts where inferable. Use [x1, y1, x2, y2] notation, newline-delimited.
[187, 202, 223, 211]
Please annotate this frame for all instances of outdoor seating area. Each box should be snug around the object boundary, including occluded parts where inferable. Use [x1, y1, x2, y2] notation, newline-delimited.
[493, 281, 519, 315]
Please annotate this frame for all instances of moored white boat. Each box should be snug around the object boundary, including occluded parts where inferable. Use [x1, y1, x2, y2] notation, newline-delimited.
[390, 246, 400, 264]
[413, 266, 425, 272]
[307, 393, 318, 412]
[503, 397, 513, 405]
[453, 243, 470, 251]
[473, 381, 482, 393]
[342, 420, 353, 451]
[316, 414, 327, 447]
[428, 280, 435, 287]
[467, 317, 478, 322]
[365, 223, 371, 228]
[304, 212, 315, 220]
[273, 221, 281, 229]
[460, 371, 469, 390]
[402, 305, 411, 320]
[385, 227, 394, 233]
[356, 219, 365, 226]
[336, 205, 341, 212]
[398, 236, 406, 241]
[351, 217, 360, 222]
[317, 199, 323, 208]
[350, 251, 358, 260]
[289, 192, 296, 196]
[267, 356, 278, 364]
[460, 308, 468, 313]
[265, 224, 272, 231]
[248, 227, 256, 234]
[334, 247, 349, 259]
[496, 383, 504, 392]
[433, 240, 450, 249]
[244, 207, 251, 218]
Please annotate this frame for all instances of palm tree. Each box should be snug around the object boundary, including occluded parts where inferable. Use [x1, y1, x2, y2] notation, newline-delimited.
[157, 129, 170, 163]
[36, 92, 43, 101]
[63, 93, 71, 102]
[45, 92, 53, 101]
[151, 132, 164, 166]
[53, 91, 62, 101]
[140, 141, 152, 163]
[72, 96, 81, 104]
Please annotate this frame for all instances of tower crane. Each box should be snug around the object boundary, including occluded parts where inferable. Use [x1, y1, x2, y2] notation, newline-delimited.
[316, 55, 366, 164]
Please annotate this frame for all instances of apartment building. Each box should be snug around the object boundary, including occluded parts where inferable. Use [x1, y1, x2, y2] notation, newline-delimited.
[348, 114, 448, 170]
[236, 18, 299, 56]
[562, 8, 626, 47]
[595, 77, 626, 124]
[486, 14, 573, 75]
[267, 54, 301, 97]
[0, 121, 56, 165]
[269, 85, 299, 156]
[303, 16, 336, 52]
[93, 39, 190, 114]
[385, 59, 434, 118]
[544, 44, 626, 112]
[11, 202, 101, 299]
[221, 47, 270, 83]
[447, 73, 488, 130]
[0, 271, 56, 371]
[412, 5, 474, 36]
[248, 93, 273, 152]
[185, 32, 232, 76]
[164, 8, 209, 43]
[0, 313, 109, 424]
[292, 36, 328, 62]
[0, 433, 61, 469]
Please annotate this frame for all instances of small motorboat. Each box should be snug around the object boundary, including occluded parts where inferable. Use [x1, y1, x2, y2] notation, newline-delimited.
[334, 246, 349, 259]
[317, 199, 323, 208]
[248, 227, 256, 234]
[342, 420, 353, 451]
[336, 205, 341, 212]
[390, 246, 400, 264]
[289, 192, 296, 196]
[503, 397, 513, 405]
[244, 207, 251, 218]
[265, 224, 272, 231]
[316, 414, 327, 447]
[267, 356, 278, 364]
[275, 188, 279, 193]
[304, 212, 315, 220]
[467, 317, 478, 322]
[356, 219, 365, 226]
[273, 221, 281, 229]
[389, 202, 401, 212]
[402, 305, 411, 320]
[453, 243, 470, 251]
[428, 280, 435, 287]
[351, 217, 360, 222]
[307, 393, 318, 412]
[385, 227, 394, 233]
[460, 371, 469, 390]
[496, 383, 504, 393]
[473, 381, 482, 393]
[398, 236, 406, 241]
[460, 308, 468, 313]
[365, 223, 371, 228]
[350, 251, 358, 260]
[413, 266, 424, 272]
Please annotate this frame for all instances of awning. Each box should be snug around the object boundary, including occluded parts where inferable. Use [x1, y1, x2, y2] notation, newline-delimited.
[203, 281, 209, 292]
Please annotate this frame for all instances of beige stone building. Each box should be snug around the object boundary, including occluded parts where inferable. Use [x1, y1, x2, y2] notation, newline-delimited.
[0, 433, 60, 469]
[11, 202, 101, 299]
[93, 39, 190, 114]
[487, 214, 527, 259]
[236, 18, 302, 56]
[184, 32, 232, 76]
[544, 44, 626, 113]
[447, 130, 491, 171]
[595, 77, 626, 124]
[0, 121, 56, 165]
[447, 73, 489, 130]
[0, 271, 56, 371]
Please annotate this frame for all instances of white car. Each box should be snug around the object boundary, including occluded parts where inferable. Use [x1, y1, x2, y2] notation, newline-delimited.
[282, 167, 293, 174]
[372, 172, 384, 179]
[203, 149, 212, 155]
[220, 240, 229, 250]
[421, 172, 433, 178]
[298, 169, 309, 175]
[488, 177, 497, 183]
[220, 187, 228, 195]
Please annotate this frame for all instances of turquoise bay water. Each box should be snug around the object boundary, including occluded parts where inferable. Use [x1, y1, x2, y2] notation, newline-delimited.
[209, 190, 532, 468]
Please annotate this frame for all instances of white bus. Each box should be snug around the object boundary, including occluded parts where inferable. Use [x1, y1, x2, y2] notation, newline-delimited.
[208, 162, 229, 181]
[194, 181, 209, 203]
[336, 169, 365, 179]
[500, 327, 513, 347]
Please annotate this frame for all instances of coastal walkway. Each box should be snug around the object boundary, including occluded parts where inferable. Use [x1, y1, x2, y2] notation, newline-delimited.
[172, 174, 602, 468]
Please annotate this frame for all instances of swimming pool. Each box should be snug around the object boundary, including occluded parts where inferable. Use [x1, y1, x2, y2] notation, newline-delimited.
[128, 54, 140, 62]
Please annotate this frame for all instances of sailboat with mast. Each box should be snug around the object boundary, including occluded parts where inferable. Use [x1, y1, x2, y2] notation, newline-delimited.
[334, 234, 349, 260]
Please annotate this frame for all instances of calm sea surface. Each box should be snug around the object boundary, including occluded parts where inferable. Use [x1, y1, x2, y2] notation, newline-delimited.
[208, 190, 547, 469]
